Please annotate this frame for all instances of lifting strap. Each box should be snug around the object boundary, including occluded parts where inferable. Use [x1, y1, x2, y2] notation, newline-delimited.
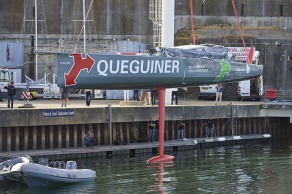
[190, 0, 196, 44]
[231, 0, 251, 64]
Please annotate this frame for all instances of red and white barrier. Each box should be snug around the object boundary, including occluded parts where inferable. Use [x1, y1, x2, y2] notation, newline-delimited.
[21, 92, 30, 99]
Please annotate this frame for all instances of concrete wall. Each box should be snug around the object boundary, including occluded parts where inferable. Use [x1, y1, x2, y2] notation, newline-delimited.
[1, 0, 292, 98]
[0, 106, 291, 152]
[176, 0, 292, 17]
[1, 0, 292, 34]
[0, 105, 278, 128]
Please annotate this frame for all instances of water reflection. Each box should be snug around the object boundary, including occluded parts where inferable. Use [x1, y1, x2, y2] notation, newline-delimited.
[148, 162, 175, 193]
[0, 181, 96, 194]
[1, 141, 292, 193]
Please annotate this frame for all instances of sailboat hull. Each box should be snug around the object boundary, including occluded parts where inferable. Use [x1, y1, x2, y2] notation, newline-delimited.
[56, 53, 262, 89]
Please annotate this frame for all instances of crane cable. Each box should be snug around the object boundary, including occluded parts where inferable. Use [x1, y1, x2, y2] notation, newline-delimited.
[231, 0, 251, 64]
[189, 0, 196, 44]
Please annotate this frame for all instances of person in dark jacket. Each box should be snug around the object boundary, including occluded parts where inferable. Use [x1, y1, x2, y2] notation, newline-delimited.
[84, 130, 95, 147]
[60, 87, 69, 107]
[177, 116, 185, 141]
[155, 116, 159, 142]
[4, 81, 16, 108]
[148, 116, 156, 142]
[206, 118, 215, 138]
[85, 89, 92, 106]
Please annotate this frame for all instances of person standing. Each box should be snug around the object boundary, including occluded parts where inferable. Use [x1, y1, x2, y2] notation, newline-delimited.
[177, 116, 185, 141]
[85, 89, 92, 106]
[123, 90, 129, 101]
[206, 118, 215, 138]
[215, 84, 223, 105]
[133, 89, 139, 101]
[60, 87, 69, 107]
[151, 89, 156, 105]
[140, 89, 146, 105]
[147, 89, 151, 105]
[171, 88, 178, 105]
[155, 116, 159, 142]
[4, 81, 16, 108]
[148, 116, 156, 143]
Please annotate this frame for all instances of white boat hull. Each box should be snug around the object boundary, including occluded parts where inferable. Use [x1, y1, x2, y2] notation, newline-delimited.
[11, 163, 96, 187]
[0, 156, 32, 182]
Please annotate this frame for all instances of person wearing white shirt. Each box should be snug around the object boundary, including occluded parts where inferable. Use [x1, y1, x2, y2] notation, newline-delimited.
[171, 88, 178, 105]
[215, 84, 223, 105]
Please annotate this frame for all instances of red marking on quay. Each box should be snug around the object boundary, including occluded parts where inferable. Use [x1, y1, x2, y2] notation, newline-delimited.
[64, 53, 95, 86]
[21, 92, 30, 99]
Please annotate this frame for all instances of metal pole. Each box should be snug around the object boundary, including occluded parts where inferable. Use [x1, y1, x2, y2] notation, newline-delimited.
[35, 0, 38, 81]
[108, 104, 112, 145]
[158, 88, 165, 156]
[83, 0, 86, 53]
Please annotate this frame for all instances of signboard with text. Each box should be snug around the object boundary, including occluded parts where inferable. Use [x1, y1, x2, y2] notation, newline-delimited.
[43, 109, 75, 117]
[227, 47, 255, 62]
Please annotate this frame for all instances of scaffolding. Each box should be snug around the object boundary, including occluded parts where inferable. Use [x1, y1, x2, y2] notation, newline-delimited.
[149, 0, 162, 48]
[22, 0, 47, 35]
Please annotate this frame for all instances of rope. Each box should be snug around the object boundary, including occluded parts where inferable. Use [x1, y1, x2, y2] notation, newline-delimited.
[217, 117, 231, 136]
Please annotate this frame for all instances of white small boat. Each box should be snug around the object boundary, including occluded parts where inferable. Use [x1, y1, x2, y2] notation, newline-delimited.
[0, 156, 33, 182]
[10, 160, 96, 187]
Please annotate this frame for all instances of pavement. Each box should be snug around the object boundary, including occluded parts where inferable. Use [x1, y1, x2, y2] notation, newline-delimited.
[0, 98, 262, 109]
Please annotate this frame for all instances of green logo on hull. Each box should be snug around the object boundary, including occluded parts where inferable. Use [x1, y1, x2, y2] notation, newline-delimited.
[213, 59, 231, 82]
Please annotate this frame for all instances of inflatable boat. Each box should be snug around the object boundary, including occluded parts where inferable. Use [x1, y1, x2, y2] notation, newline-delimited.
[0, 156, 33, 182]
[10, 160, 96, 187]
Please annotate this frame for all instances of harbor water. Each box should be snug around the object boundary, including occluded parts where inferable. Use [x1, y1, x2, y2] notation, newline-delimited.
[1, 140, 291, 194]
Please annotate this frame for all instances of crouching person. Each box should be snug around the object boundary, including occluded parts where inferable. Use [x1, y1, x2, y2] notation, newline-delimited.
[84, 130, 95, 147]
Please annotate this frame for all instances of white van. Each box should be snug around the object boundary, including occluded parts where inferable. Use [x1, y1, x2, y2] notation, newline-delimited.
[198, 84, 217, 100]
[237, 76, 263, 101]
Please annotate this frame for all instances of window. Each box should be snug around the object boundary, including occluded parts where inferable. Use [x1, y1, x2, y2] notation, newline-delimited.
[32, 6, 35, 18]
[279, 5, 283, 17]
[240, 4, 245, 16]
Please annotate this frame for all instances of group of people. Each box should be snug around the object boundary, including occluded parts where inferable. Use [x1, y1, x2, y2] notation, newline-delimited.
[60, 88, 93, 107]
[147, 115, 216, 142]
[176, 117, 215, 140]
[129, 89, 157, 106]
[60, 84, 223, 107]
[84, 115, 216, 148]
[123, 88, 180, 106]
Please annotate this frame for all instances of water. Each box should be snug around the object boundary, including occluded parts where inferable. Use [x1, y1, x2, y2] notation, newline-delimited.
[1, 141, 292, 194]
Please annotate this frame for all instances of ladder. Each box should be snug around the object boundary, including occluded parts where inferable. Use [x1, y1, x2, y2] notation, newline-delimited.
[230, 104, 238, 135]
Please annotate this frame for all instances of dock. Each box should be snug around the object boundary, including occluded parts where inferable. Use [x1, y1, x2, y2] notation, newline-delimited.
[0, 98, 289, 161]
[0, 133, 271, 161]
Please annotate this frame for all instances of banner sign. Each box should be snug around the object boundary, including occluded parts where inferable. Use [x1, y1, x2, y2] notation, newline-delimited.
[227, 47, 255, 62]
[43, 109, 75, 117]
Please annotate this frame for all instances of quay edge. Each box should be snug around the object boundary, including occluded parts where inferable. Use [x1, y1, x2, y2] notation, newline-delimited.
[0, 100, 291, 156]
